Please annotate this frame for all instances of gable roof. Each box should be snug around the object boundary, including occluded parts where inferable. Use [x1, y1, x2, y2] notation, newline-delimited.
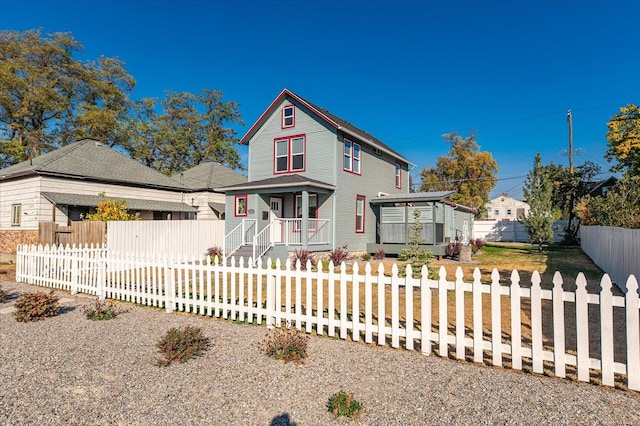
[41, 192, 198, 213]
[239, 89, 413, 166]
[215, 174, 335, 193]
[0, 139, 187, 191]
[175, 161, 247, 191]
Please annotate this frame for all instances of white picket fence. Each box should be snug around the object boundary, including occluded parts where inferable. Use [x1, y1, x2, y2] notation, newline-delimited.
[15, 243, 640, 391]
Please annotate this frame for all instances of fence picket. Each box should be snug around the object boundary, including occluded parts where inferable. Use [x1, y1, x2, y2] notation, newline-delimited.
[14, 244, 640, 392]
[575, 273, 590, 382]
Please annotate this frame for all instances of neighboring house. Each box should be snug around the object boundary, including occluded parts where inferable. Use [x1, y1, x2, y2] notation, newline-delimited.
[486, 193, 530, 221]
[217, 89, 473, 261]
[0, 139, 198, 256]
[585, 176, 617, 197]
[175, 161, 247, 220]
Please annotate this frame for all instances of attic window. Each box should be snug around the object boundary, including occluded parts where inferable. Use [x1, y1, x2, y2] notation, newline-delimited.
[373, 148, 382, 156]
[282, 105, 295, 128]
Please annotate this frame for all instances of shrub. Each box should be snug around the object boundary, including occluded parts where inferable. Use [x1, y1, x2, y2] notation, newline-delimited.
[327, 390, 363, 419]
[293, 249, 316, 270]
[83, 299, 120, 321]
[361, 252, 372, 261]
[0, 284, 7, 302]
[469, 238, 486, 254]
[329, 247, 349, 264]
[260, 326, 309, 364]
[205, 246, 223, 263]
[445, 241, 461, 258]
[155, 326, 210, 367]
[373, 249, 385, 260]
[13, 291, 60, 322]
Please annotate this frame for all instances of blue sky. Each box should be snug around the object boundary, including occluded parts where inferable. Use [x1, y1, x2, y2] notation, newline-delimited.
[2, 0, 639, 199]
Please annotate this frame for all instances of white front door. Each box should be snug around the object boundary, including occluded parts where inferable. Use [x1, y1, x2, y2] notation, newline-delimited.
[269, 197, 283, 243]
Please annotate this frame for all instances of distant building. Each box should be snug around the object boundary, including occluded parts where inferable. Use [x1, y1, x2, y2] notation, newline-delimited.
[486, 193, 529, 221]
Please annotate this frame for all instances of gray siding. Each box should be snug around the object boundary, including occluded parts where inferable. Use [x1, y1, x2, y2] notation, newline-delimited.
[248, 99, 337, 185]
[333, 136, 409, 251]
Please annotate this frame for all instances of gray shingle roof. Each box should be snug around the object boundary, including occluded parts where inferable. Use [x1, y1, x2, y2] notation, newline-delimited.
[0, 139, 187, 191]
[174, 161, 247, 191]
[215, 174, 335, 193]
[41, 192, 198, 213]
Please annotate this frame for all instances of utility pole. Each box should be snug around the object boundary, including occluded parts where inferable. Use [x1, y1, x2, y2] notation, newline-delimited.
[567, 109, 573, 173]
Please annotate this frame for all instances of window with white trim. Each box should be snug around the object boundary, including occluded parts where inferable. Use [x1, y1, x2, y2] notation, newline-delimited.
[282, 105, 295, 128]
[395, 163, 402, 189]
[343, 139, 361, 174]
[11, 204, 22, 226]
[235, 195, 248, 217]
[355, 195, 365, 233]
[274, 135, 305, 173]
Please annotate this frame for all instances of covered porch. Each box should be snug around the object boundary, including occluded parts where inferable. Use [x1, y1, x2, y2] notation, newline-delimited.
[367, 191, 475, 257]
[217, 175, 336, 262]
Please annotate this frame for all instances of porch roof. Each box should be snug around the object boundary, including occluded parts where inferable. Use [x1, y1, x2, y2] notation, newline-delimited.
[215, 175, 335, 194]
[370, 191, 456, 204]
[41, 192, 198, 213]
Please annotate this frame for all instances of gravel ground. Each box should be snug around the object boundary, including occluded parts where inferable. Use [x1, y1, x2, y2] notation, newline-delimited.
[1, 280, 639, 425]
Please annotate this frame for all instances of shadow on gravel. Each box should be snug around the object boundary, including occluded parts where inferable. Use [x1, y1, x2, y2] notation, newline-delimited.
[58, 305, 77, 315]
[270, 413, 297, 426]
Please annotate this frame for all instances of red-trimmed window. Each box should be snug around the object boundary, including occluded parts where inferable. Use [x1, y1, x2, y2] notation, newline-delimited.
[274, 135, 305, 174]
[355, 195, 365, 233]
[294, 193, 318, 231]
[343, 139, 361, 174]
[282, 105, 295, 128]
[395, 163, 402, 189]
[234, 194, 248, 217]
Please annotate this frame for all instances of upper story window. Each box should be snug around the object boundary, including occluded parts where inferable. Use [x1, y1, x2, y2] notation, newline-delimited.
[274, 135, 305, 174]
[282, 105, 295, 128]
[343, 139, 361, 175]
[11, 204, 21, 226]
[395, 163, 402, 189]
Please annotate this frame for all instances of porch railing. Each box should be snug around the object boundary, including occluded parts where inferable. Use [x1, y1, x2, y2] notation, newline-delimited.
[224, 219, 256, 259]
[278, 219, 331, 246]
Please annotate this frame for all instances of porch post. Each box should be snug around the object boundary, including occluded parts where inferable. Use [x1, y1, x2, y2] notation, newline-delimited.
[301, 190, 309, 249]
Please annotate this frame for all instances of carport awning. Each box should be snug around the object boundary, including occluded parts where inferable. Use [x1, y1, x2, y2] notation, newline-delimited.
[41, 192, 198, 213]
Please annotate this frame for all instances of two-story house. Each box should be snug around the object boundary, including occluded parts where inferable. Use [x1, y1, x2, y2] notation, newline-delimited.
[218, 89, 476, 262]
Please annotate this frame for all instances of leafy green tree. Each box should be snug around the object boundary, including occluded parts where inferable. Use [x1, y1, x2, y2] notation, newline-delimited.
[574, 174, 640, 229]
[521, 154, 560, 251]
[605, 104, 640, 175]
[0, 29, 135, 167]
[119, 90, 244, 175]
[419, 132, 498, 217]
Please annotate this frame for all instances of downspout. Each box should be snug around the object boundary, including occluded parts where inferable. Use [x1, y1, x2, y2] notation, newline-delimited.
[332, 133, 338, 250]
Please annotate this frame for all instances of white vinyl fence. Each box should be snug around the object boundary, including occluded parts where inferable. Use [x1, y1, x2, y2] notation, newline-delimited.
[107, 220, 225, 258]
[15, 244, 640, 391]
[580, 225, 640, 293]
[474, 220, 568, 242]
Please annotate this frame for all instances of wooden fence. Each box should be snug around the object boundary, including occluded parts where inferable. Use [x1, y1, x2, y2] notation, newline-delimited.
[106, 220, 225, 259]
[15, 243, 640, 391]
[38, 221, 106, 247]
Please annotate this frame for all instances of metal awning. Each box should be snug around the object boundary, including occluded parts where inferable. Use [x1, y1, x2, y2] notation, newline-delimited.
[370, 191, 456, 204]
[41, 192, 198, 213]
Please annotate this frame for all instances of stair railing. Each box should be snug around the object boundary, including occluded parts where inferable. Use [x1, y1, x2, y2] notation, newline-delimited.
[224, 219, 256, 260]
[253, 221, 277, 264]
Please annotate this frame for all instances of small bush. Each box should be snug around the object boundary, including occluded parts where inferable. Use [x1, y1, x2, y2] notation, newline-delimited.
[293, 249, 316, 270]
[373, 249, 385, 260]
[0, 284, 7, 302]
[469, 238, 486, 254]
[445, 242, 462, 258]
[13, 291, 60, 322]
[361, 252, 372, 261]
[329, 247, 349, 264]
[205, 246, 223, 263]
[260, 326, 309, 364]
[327, 390, 363, 419]
[83, 299, 120, 321]
[155, 326, 210, 367]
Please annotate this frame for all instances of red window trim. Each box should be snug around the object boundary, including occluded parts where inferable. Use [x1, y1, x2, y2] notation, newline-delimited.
[282, 105, 295, 129]
[395, 162, 402, 189]
[343, 139, 361, 175]
[355, 194, 366, 233]
[273, 134, 306, 174]
[293, 192, 319, 231]
[234, 194, 248, 217]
